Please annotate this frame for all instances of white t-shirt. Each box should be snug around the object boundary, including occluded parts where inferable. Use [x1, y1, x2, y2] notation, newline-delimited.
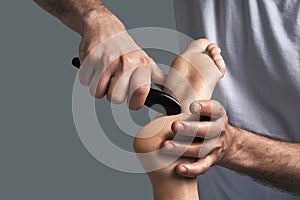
[174, 0, 300, 199]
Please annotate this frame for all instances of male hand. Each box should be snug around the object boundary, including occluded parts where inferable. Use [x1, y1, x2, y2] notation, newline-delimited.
[162, 100, 235, 177]
[78, 7, 166, 109]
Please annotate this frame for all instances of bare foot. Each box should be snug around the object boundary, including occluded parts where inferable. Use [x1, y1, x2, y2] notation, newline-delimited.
[133, 39, 226, 200]
[163, 39, 226, 113]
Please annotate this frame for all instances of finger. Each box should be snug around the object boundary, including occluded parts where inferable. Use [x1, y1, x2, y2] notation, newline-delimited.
[171, 119, 225, 138]
[78, 62, 95, 86]
[106, 69, 132, 104]
[89, 53, 120, 98]
[162, 138, 218, 158]
[128, 66, 152, 110]
[190, 100, 226, 119]
[89, 68, 112, 99]
[176, 154, 218, 177]
[78, 51, 100, 86]
[162, 140, 202, 158]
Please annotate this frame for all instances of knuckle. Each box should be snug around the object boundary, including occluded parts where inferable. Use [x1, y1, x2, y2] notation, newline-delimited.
[111, 96, 125, 104]
[120, 54, 135, 71]
[102, 51, 115, 66]
[212, 101, 225, 117]
[139, 55, 152, 66]
[122, 50, 154, 66]
[133, 85, 149, 96]
[146, 56, 155, 64]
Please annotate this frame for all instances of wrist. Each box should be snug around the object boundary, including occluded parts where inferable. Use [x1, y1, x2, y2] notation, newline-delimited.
[218, 125, 246, 167]
[219, 125, 261, 172]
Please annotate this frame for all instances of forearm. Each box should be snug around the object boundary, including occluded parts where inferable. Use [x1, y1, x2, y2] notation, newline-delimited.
[33, 0, 110, 35]
[221, 125, 300, 193]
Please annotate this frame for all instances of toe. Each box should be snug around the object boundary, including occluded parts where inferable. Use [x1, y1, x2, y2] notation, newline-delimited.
[215, 59, 226, 77]
[186, 38, 211, 53]
[206, 43, 226, 77]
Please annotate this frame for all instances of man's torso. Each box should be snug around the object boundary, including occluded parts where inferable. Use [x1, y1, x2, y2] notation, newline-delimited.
[173, 0, 300, 199]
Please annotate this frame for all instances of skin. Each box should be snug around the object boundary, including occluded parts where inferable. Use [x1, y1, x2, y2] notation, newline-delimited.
[167, 104, 300, 193]
[134, 39, 226, 200]
[34, 0, 300, 195]
[34, 0, 166, 108]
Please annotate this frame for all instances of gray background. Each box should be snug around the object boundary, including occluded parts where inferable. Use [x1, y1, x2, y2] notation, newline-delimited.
[0, 1, 176, 199]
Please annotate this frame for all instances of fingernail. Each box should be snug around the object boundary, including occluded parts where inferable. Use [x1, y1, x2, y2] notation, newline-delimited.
[175, 122, 184, 132]
[178, 165, 187, 174]
[164, 143, 174, 151]
[191, 103, 201, 113]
